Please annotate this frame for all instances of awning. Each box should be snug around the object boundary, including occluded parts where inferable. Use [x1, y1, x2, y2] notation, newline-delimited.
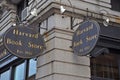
[100, 23, 120, 40]
[90, 46, 109, 57]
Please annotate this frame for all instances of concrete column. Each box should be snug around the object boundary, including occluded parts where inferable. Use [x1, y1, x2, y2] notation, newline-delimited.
[36, 26, 90, 80]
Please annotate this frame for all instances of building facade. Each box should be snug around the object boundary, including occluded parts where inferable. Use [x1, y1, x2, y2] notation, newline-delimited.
[0, 0, 120, 80]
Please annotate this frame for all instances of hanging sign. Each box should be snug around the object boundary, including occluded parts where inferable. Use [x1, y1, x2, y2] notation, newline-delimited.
[4, 26, 46, 59]
[72, 20, 100, 56]
[0, 44, 9, 60]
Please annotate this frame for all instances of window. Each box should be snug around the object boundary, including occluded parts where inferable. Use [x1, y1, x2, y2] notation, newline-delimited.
[38, 19, 48, 34]
[17, 0, 29, 20]
[0, 58, 37, 80]
[0, 69, 10, 80]
[14, 63, 25, 80]
[91, 50, 120, 80]
[28, 59, 37, 77]
[111, 0, 120, 12]
[27, 59, 37, 80]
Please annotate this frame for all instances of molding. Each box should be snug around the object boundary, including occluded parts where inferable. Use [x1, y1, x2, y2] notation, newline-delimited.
[28, 2, 120, 27]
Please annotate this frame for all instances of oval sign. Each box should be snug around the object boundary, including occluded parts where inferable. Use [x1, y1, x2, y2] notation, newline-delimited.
[4, 26, 46, 59]
[0, 45, 9, 60]
[72, 20, 100, 56]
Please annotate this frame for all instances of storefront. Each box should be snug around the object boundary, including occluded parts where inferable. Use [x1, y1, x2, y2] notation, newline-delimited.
[0, 46, 37, 80]
[0, 0, 120, 80]
[91, 23, 120, 80]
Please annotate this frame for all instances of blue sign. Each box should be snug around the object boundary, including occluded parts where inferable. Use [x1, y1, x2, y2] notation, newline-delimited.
[72, 20, 100, 56]
[4, 26, 46, 59]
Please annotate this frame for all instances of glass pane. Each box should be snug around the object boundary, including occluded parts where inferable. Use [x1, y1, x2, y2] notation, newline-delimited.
[14, 63, 25, 80]
[111, 0, 120, 12]
[28, 59, 37, 76]
[0, 70, 10, 80]
[91, 53, 120, 80]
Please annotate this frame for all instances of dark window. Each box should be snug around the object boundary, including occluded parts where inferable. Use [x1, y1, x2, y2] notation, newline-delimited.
[38, 19, 48, 34]
[17, 0, 29, 20]
[111, 0, 120, 12]
[91, 50, 120, 80]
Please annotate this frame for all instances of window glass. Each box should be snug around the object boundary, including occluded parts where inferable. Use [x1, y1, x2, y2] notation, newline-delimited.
[14, 63, 25, 80]
[0, 58, 37, 80]
[0, 70, 10, 80]
[28, 59, 37, 77]
[111, 0, 120, 12]
[17, 0, 29, 20]
[91, 53, 120, 80]
[39, 20, 48, 34]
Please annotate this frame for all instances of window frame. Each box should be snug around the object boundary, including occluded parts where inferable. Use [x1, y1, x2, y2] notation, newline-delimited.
[91, 49, 120, 80]
[0, 68, 11, 80]
[0, 58, 37, 80]
[17, 0, 29, 21]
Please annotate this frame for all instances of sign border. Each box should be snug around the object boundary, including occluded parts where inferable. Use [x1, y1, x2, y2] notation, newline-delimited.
[72, 20, 100, 56]
[3, 26, 46, 59]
